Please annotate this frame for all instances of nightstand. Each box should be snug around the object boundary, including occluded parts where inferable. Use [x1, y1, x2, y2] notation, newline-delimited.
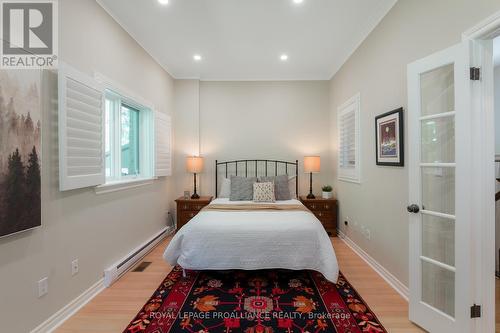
[299, 196, 338, 236]
[175, 196, 213, 230]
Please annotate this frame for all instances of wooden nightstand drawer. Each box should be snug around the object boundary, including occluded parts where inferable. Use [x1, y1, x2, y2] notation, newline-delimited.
[299, 196, 338, 237]
[179, 203, 207, 211]
[313, 211, 333, 220]
[175, 196, 213, 230]
[180, 211, 198, 222]
[304, 202, 335, 211]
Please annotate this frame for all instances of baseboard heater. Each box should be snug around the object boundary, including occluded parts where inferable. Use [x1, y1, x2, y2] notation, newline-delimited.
[104, 226, 174, 287]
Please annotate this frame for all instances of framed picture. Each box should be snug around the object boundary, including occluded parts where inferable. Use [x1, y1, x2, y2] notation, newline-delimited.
[375, 107, 404, 167]
[0, 70, 42, 238]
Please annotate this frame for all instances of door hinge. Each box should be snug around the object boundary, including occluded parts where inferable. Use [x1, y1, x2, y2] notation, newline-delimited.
[470, 67, 481, 81]
[470, 304, 481, 318]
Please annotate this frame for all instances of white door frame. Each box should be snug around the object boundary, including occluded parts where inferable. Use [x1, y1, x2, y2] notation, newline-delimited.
[462, 10, 500, 333]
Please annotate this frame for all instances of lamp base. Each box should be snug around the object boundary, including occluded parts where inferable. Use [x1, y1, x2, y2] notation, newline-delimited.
[306, 193, 315, 199]
[191, 193, 200, 199]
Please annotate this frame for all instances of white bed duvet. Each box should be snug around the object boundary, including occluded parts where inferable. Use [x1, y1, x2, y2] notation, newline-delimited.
[163, 198, 339, 282]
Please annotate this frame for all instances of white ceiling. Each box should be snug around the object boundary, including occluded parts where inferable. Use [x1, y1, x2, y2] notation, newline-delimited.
[97, 0, 397, 81]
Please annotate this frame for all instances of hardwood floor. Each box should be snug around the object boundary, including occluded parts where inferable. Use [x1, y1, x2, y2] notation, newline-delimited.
[56, 237, 424, 333]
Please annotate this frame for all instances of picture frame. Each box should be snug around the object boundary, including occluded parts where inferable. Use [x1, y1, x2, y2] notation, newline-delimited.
[375, 107, 404, 167]
[0, 69, 42, 238]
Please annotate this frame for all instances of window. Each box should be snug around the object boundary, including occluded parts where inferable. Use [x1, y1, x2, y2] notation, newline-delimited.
[338, 93, 361, 183]
[59, 66, 171, 193]
[104, 90, 154, 183]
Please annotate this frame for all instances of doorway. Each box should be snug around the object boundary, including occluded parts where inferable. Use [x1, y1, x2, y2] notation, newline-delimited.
[407, 12, 500, 333]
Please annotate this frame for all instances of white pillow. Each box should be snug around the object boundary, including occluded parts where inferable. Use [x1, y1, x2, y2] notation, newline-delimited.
[288, 176, 297, 199]
[253, 182, 275, 202]
[218, 178, 231, 198]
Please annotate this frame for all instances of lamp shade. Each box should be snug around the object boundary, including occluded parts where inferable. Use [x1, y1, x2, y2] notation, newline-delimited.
[304, 156, 320, 173]
[186, 156, 204, 173]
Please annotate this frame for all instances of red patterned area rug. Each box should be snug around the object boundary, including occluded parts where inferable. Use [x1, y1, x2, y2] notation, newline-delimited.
[124, 266, 387, 333]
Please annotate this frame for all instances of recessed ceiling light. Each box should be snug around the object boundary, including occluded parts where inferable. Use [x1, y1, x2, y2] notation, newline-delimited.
[280, 54, 288, 61]
[293, 0, 304, 4]
[193, 54, 202, 61]
[158, 0, 169, 4]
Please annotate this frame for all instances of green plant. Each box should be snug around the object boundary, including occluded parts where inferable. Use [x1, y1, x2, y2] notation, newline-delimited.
[322, 185, 333, 192]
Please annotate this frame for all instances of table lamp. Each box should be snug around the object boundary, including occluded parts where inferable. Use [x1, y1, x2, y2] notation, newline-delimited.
[304, 156, 320, 199]
[186, 156, 204, 199]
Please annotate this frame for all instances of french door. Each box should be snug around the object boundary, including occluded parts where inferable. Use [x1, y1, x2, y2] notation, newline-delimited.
[407, 42, 473, 332]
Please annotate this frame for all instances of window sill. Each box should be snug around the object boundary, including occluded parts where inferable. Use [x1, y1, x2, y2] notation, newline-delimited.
[95, 178, 156, 195]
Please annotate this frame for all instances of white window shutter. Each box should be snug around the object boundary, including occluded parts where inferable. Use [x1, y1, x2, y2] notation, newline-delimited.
[337, 93, 361, 183]
[58, 63, 105, 191]
[155, 111, 172, 177]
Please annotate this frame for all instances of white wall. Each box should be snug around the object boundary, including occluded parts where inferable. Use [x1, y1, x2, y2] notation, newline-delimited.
[0, 1, 175, 332]
[330, 0, 500, 286]
[173, 80, 200, 197]
[495, 66, 500, 154]
[495, 65, 500, 272]
[173, 80, 333, 199]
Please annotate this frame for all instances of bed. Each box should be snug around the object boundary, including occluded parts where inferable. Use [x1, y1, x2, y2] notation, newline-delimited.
[163, 159, 339, 283]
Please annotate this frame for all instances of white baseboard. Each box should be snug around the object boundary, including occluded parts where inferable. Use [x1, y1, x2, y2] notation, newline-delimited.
[338, 230, 409, 301]
[30, 278, 105, 333]
[30, 226, 174, 333]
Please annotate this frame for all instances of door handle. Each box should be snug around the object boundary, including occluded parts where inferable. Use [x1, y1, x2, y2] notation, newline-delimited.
[407, 204, 420, 213]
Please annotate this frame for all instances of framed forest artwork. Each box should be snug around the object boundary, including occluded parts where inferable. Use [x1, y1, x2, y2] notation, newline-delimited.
[375, 107, 404, 167]
[0, 70, 41, 238]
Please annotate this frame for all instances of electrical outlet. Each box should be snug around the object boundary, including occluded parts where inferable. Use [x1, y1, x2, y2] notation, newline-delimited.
[38, 277, 48, 298]
[71, 259, 79, 276]
[366, 228, 371, 240]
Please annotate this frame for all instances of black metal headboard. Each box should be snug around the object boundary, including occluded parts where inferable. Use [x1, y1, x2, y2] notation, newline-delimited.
[215, 159, 298, 198]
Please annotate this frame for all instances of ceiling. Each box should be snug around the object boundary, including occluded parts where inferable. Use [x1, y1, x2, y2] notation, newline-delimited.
[97, 0, 397, 81]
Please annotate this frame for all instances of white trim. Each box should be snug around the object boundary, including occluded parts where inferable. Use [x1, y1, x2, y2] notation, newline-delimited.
[420, 210, 456, 220]
[419, 256, 456, 273]
[30, 278, 105, 333]
[94, 177, 156, 194]
[338, 230, 409, 301]
[421, 302, 456, 323]
[419, 111, 455, 121]
[462, 10, 500, 40]
[94, 72, 155, 111]
[419, 163, 456, 168]
[462, 12, 500, 332]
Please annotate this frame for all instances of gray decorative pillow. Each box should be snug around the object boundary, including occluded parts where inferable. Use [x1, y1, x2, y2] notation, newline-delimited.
[259, 175, 291, 200]
[230, 176, 257, 201]
[218, 178, 231, 198]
